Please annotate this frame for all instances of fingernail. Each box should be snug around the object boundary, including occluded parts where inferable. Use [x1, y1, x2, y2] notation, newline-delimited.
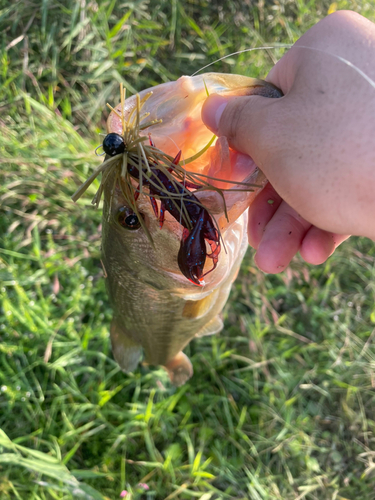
[201, 94, 228, 134]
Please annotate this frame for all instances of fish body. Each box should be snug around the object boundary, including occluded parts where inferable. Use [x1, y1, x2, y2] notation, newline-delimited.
[101, 73, 282, 385]
[103, 188, 248, 385]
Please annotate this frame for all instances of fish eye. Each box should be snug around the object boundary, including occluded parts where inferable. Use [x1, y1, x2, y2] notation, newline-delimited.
[117, 207, 142, 230]
[103, 133, 126, 156]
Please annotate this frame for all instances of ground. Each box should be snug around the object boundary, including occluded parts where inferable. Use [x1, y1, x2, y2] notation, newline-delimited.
[1, 1, 375, 499]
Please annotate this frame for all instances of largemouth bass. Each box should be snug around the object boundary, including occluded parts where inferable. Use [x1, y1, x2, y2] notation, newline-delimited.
[81, 73, 282, 386]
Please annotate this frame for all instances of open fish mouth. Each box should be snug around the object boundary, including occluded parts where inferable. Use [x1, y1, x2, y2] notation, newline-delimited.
[72, 75, 282, 285]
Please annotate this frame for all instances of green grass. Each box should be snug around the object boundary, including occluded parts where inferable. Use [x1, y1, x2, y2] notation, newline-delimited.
[1, 0, 375, 499]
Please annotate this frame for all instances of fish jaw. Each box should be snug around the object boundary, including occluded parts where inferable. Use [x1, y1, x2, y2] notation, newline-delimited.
[106, 73, 281, 233]
[102, 72, 282, 291]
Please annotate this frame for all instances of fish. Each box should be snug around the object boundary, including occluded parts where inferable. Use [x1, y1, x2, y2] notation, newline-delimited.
[76, 73, 282, 386]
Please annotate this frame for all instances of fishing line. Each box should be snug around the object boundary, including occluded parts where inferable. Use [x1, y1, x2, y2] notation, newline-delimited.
[192, 43, 375, 91]
[191, 45, 290, 76]
[294, 45, 375, 90]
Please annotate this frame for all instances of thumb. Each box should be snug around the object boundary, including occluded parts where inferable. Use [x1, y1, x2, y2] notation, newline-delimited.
[201, 93, 284, 171]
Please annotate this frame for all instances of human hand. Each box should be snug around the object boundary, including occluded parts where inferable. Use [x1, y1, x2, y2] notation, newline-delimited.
[202, 10, 375, 273]
[246, 181, 349, 273]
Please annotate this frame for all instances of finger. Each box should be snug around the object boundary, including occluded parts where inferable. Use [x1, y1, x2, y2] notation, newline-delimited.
[201, 93, 283, 161]
[300, 227, 350, 264]
[248, 182, 283, 249]
[254, 202, 311, 274]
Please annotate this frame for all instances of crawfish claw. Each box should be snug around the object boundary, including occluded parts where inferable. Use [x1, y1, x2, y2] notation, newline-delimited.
[159, 201, 165, 229]
[178, 224, 206, 286]
[177, 209, 220, 286]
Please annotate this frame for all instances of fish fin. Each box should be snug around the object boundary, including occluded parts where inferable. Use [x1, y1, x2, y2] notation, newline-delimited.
[110, 319, 142, 372]
[164, 351, 193, 387]
[195, 315, 223, 338]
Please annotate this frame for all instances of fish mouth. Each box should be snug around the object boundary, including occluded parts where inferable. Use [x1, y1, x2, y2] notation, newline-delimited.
[104, 76, 272, 237]
[100, 76, 277, 287]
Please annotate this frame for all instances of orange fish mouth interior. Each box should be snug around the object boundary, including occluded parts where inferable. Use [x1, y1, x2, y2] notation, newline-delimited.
[107, 105, 259, 192]
[105, 73, 284, 196]
[70, 76, 279, 290]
